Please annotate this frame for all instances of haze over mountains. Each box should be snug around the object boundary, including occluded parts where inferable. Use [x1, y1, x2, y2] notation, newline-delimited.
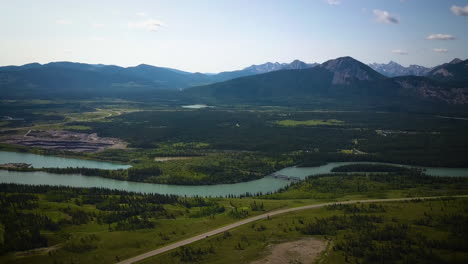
[368, 61, 431, 77]
[0, 60, 316, 93]
[1, 57, 467, 109]
[242, 60, 318, 73]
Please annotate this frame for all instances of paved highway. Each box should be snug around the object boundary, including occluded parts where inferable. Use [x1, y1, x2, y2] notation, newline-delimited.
[117, 196, 463, 264]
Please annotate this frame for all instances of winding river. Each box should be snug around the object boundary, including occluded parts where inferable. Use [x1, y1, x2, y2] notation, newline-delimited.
[1, 151, 467, 197]
[0, 151, 131, 169]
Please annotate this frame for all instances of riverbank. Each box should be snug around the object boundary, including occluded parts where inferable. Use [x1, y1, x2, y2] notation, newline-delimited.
[2, 159, 468, 197]
[0, 162, 31, 169]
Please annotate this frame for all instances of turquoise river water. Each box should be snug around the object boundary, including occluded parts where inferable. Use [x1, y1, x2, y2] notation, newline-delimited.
[1, 151, 467, 197]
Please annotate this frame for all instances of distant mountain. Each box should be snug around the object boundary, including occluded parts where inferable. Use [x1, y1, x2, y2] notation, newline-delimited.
[321, 56, 385, 85]
[8, 61, 238, 99]
[242, 60, 317, 74]
[286, 60, 317, 70]
[187, 57, 387, 100]
[449, 58, 463, 64]
[187, 56, 468, 107]
[243, 62, 285, 74]
[122, 64, 213, 88]
[392, 76, 468, 105]
[0, 60, 318, 98]
[0, 62, 223, 99]
[2, 58, 467, 107]
[210, 60, 317, 82]
[369, 61, 431, 77]
[0, 63, 42, 71]
[427, 58, 468, 83]
[0, 65, 158, 98]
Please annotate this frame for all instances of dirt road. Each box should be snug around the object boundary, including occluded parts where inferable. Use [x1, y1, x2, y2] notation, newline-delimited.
[117, 196, 463, 264]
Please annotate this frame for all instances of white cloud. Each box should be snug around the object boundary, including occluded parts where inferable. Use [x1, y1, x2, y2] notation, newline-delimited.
[56, 19, 72, 25]
[326, 0, 340, 5]
[426, 34, 455, 40]
[136, 12, 147, 17]
[433, 48, 448, 53]
[392, 49, 408, 55]
[451, 5, 468, 17]
[128, 19, 164, 32]
[63, 49, 73, 54]
[373, 9, 399, 24]
[91, 23, 105, 28]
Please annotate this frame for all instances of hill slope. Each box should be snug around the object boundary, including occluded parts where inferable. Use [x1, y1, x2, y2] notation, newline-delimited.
[0, 60, 318, 98]
[186, 57, 468, 108]
[0, 62, 212, 94]
[0, 66, 158, 98]
[427, 58, 468, 83]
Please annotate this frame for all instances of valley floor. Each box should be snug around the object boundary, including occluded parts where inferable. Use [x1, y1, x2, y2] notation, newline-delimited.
[0, 100, 467, 264]
[2, 100, 468, 186]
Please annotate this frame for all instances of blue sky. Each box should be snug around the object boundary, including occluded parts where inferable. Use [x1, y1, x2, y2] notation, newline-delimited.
[1, 0, 467, 72]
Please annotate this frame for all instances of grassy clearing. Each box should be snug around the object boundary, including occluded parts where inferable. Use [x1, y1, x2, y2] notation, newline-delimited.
[275, 119, 344, 127]
[31, 124, 92, 131]
[263, 172, 468, 200]
[0, 190, 301, 264]
[340, 149, 353, 154]
[141, 198, 468, 264]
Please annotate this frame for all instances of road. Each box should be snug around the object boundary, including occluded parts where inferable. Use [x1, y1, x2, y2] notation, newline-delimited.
[117, 196, 462, 264]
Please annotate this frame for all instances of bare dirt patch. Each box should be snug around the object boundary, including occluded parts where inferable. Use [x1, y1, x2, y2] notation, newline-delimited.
[14, 244, 62, 257]
[1, 130, 127, 153]
[251, 238, 327, 264]
[153, 156, 193, 162]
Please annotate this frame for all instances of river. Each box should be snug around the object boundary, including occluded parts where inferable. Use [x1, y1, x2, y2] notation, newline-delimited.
[0, 151, 130, 170]
[0, 151, 467, 197]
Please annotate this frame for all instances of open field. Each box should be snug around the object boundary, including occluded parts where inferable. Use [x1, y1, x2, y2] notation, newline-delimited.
[121, 196, 464, 264]
[154, 157, 193, 162]
[275, 119, 344, 127]
[0, 99, 141, 135]
[140, 197, 468, 264]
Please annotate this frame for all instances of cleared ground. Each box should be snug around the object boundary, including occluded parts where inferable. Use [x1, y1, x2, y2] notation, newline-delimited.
[251, 238, 327, 264]
[0, 130, 126, 153]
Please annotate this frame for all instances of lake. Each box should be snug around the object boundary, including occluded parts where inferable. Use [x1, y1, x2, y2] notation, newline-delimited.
[1, 151, 467, 197]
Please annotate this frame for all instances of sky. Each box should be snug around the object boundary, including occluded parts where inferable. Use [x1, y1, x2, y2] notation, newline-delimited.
[0, 0, 467, 73]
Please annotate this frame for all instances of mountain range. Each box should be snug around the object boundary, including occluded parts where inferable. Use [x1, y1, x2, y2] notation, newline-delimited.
[368, 61, 431, 77]
[1, 57, 467, 109]
[242, 60, 318, 73]
[0, 60, 316, 94]
[187, 57, 468, 108]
